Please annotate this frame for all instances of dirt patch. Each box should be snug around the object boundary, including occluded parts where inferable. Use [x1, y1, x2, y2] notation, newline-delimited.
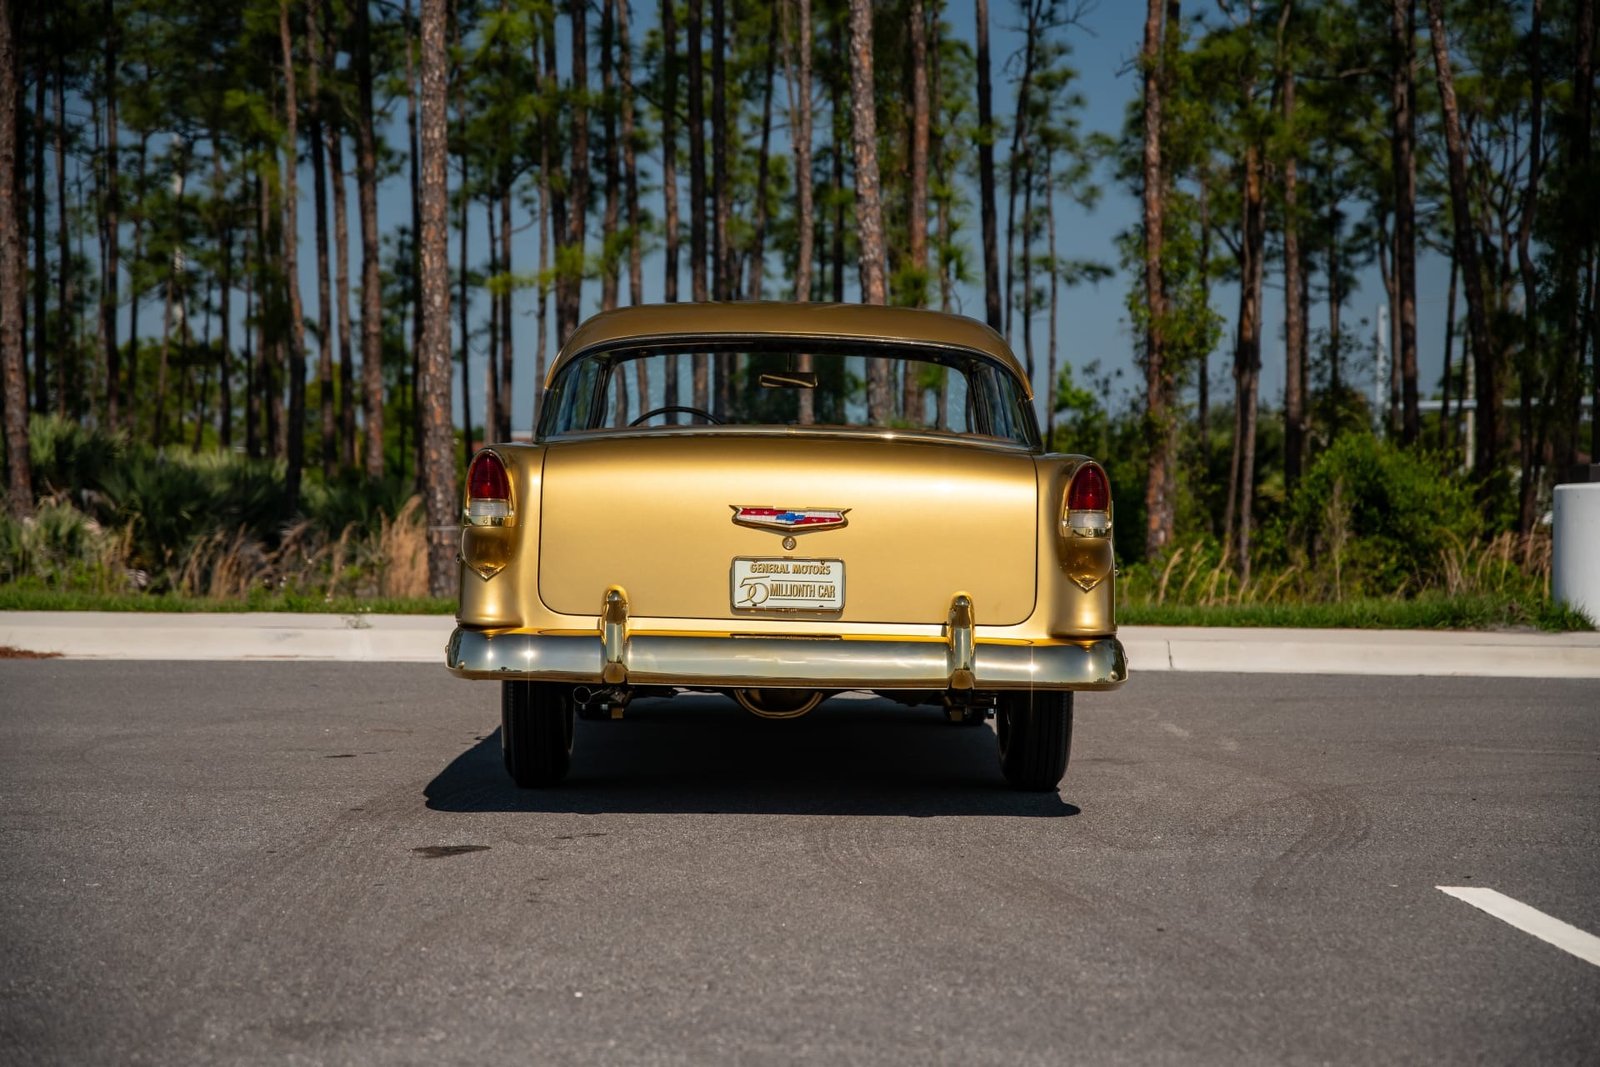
[0, 646, 62, 659]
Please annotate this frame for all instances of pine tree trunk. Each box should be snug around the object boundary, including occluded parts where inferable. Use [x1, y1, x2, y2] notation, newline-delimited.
[54, 55, 76, 417]
[0, 0, 31, 516]
[1327, 202, 1342, 421]
[244, 227, 259, 459]
[1004, 0, 1040, 352]
[418, 0, 458, 596]
[662, 0, 680, 309]
[787, 0, 815, 424]
[1140, 0, 1171, 560]
[787, 0, 814, 307]
[600, 0, 620, 312]
[687, 0, 708, 409]
[1197, 164, 1212, 479]
[711, 0, 729, 415]
[902, 0, 929, 419]
[1045, 153, 1057, 448]
[1391, 0, 1420, 445]
[829, 16, 844, 303]
[261, 164, 285, 460]
[617, 0, 647, 410]
[405, 0, 423, 488]
[1231, 142, 1265, 582]
[745, 13, 778, 301]
[1378, 211, 1399, 436]
[330, 122, 355, 467]
[485, 192, 500, 441]
[1425, 0, 1497, 484]
[355, 0, 385, 478]
[560, 0, 589, 342]
[193, 274, 212, 451]
[535, 15, 553, 428]
[128, 132, 147, 434]
[931, 9, 948, 320]
[1515, 0, 1544, 534]
[308, 0, 335, 477]
[1020, 147, 1035, 398]
[1582, 2, 1600, 464]
[618, 0, 642, 307]
[1566, 0, 1593, 465]
[457, 151, 471, 466]
[711, 0, 731, 308]
[1282, 54, 1304, 491]
[31, 68, 44, 414]
[975, 0, 1000, 332]
[213, 148, 233, 450]
[102, 0, 120, 430]
[498, 186, 513, 442]
[1440, 250, 1457, 456]
[154, 140, 188, 449]
[280, 1, 308, 513]
[848, 0, 889, 424]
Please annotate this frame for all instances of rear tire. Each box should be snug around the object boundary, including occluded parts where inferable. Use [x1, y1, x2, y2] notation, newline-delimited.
[996, 690, 1073, 791]
[502, 681, 575, 787]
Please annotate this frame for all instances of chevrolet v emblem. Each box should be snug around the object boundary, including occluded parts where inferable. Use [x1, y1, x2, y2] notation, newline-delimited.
[731, 506, 850, 532]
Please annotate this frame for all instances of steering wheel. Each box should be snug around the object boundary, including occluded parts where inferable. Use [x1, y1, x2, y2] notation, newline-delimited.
[629, 405, 724, 427]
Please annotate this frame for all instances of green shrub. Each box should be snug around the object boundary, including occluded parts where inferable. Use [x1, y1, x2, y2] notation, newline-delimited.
[1284, 432, 1479, 595]
[0, 498, 131, 592]
[28, 414, 127, 504]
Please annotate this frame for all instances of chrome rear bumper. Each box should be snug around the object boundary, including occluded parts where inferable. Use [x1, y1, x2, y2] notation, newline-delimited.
[446, 627, 1127, 691]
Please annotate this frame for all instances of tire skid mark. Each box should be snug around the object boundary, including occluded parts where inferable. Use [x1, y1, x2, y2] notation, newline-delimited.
[150, 773, 434, 1039]
[964, 840, 1250, 983]
[805, 813, 1248, 985]
[1249, 785, 1371, 901]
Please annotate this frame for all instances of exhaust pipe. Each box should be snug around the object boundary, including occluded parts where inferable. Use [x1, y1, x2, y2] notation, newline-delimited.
[733, 689, 824, 720]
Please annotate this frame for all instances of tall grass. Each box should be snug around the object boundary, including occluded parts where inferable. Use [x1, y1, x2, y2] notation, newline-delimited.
[1, 415, 434, 604]
[1119, 433, 1586, 631]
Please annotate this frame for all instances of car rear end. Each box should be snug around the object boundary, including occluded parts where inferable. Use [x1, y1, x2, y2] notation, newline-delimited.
[446, 303, 1125, 789]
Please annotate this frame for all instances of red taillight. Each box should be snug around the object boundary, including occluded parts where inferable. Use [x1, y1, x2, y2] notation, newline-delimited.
[468, 451, 510, 500]
[1067, 464, 1108, 512]
[465, 451, 512, 524]
[1063, 463, 1110, 538]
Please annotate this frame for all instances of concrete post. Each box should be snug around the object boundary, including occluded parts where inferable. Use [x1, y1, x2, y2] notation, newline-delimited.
[1552, 483, 1600, 625]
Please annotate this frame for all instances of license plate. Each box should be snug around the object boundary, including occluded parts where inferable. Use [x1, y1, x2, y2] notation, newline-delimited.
[731, 557, 845, 611]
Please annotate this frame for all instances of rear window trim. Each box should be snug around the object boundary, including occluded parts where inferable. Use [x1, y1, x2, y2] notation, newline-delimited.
[537, 335, 1041, 450]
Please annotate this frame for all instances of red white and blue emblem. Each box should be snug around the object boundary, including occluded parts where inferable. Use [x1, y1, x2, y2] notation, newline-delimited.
[731, 506, 850, 532]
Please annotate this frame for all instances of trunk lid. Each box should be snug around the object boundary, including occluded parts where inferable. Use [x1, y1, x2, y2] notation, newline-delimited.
[538, 434, 1038, 625]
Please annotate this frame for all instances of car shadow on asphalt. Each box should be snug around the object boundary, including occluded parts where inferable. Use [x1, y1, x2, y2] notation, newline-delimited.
[423, 695, 1080, 817]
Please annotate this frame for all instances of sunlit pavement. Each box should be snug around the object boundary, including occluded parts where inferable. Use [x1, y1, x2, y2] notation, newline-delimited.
[1, 662, 1596, 1064]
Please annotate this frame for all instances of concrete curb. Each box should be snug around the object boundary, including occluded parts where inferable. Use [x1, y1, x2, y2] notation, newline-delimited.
[1120, 626, 1600, 679]
[1, 612, 1598, 678]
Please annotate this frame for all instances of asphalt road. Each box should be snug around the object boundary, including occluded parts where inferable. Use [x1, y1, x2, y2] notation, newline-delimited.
[1, 662, 1597, 1065]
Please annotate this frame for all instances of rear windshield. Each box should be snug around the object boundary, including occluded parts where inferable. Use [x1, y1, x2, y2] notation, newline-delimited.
[539, 341, 1038, 447]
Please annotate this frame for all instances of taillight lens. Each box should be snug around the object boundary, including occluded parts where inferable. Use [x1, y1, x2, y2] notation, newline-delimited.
[465, 451, 512, 525]
[1064, 463, 1110, 535]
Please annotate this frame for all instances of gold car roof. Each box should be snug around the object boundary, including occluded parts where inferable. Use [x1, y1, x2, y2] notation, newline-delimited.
[548, 302, 1032, 399]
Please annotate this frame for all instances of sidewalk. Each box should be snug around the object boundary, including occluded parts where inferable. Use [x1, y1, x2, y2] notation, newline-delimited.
[3, 611, 1598, 678]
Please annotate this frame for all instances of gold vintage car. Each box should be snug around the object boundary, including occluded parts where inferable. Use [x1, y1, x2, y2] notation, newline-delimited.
[447, 303, 1126, 791]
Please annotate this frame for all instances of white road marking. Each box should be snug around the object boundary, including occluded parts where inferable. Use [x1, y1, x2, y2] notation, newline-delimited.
[1437, 886, 1600, 968]
[1160, 722, 1191, 739]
